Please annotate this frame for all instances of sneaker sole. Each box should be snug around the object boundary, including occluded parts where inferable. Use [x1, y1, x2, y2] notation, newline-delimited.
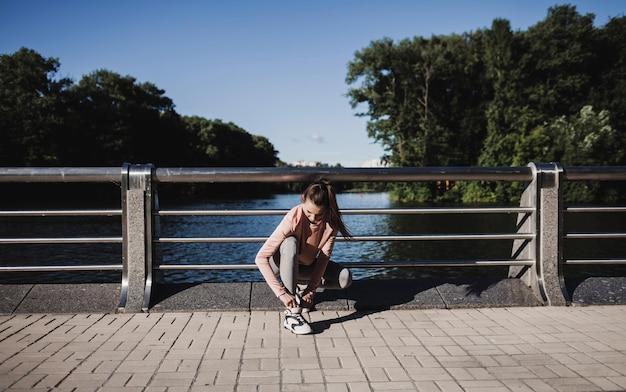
[283, 324, 313, 335]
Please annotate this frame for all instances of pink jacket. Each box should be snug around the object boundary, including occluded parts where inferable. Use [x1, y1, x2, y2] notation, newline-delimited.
[255, 204, 337, 298]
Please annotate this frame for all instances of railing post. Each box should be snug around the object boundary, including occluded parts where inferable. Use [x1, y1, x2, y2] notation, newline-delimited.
[118, 163, 154, 313]
[536, 162, 568, 305]
[511, 163, 546, 303]
[510, 162, 567, 306]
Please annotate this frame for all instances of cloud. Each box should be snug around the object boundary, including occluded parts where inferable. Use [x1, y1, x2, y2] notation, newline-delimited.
[309, 133, 325, 143]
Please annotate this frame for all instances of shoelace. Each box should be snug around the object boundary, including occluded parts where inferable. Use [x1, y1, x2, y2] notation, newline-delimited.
[288, 311, 307, 325]
[295, 292, 303, 307]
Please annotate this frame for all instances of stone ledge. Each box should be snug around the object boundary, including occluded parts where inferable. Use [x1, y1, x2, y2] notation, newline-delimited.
[2, 277, 625, 314]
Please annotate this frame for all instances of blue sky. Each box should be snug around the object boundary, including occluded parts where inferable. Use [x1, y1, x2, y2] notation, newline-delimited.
[1, 1, 624, 167]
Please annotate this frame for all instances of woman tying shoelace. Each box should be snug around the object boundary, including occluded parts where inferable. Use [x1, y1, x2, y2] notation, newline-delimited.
[255, 178, 353, 335]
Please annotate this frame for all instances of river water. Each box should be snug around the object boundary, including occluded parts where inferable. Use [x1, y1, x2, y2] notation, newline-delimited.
[1, 192, 624, 284]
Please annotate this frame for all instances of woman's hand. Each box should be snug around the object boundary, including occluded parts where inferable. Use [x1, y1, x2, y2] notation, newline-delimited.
[300, 291, 315, 308]
[279, 293, 297, 308]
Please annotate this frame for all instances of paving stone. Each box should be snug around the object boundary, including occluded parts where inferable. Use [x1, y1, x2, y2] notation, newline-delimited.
[0, 306, 625, 391]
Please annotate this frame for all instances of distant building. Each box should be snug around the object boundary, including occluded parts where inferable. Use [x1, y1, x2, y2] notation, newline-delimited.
[359, 158, 388, 168]
[290, 158, 388, 168]
[291, 160, 328, 167]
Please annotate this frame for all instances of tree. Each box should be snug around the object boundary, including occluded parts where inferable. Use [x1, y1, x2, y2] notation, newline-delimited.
[530, 106, 623, 202]
[251, 134, 279, 167]
[464, 6, 619, 203]
[68, 69, 187, 166]
[0, 48, 73, 165]
[463, 19, 535, 203]
[346, 37, 406, 166]
[547, 106, 622, 165]
[347, 34, 487, 202]
[522, 5, 596, 118]
[347, 5, 626, 204]
[182, 116, 277, 167]
[590, 15, 626, 151]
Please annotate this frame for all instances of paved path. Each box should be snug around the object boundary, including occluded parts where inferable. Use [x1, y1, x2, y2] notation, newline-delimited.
[1, 306, 626, 392]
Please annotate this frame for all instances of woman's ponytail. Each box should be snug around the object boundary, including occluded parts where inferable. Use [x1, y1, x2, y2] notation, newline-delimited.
[302, 178, 353, 239]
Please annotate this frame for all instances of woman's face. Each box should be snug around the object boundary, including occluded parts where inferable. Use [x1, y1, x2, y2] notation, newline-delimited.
[302, 199, 326, 225]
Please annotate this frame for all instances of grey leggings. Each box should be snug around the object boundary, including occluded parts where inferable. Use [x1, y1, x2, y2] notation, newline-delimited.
[269, 236, 352, 295]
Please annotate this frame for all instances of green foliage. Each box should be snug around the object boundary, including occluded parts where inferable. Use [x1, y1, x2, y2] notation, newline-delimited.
[347, 32, 488, 202]
[589, 15, 626, 138]
[526, 106, 623, 166]
[347, 5, 626, 204]
[0, 48, 73, 165]
[0, 48, 282, 199]
[3, 4, 626, 205]
[181, 116, 277, 166]
[347, 34, 487, 169]
[0, 48, 278, 171]
[67, 69, 186, 166]
[534, 106, 623, 203]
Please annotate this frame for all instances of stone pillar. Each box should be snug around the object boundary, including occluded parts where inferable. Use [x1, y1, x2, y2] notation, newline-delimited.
[510, 162, 568, 306]
[510, 163, 545, 303]
[536, 162, 568, 305]
[118, 164, 154, 313]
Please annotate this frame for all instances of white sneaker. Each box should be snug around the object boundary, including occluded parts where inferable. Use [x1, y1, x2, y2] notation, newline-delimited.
[283, 308, 313, 335]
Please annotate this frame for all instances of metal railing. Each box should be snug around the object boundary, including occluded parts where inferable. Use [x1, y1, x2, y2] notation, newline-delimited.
[564, 207, 626, 265]
[1, 163, 625, 312]
[154, 206, 537, 270]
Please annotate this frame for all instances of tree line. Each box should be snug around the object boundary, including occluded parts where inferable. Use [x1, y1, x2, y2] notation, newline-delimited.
[347, 5, 626, 203]
[0, 48, 288, 199]
[0, 49, 278, 169]
[2, 5, 625, 203]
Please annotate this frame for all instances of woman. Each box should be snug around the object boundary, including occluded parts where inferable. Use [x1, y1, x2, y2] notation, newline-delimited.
[255, 179, 353, 335]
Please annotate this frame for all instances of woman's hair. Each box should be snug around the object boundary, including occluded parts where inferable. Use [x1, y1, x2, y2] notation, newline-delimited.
[301, 178, 353, 239]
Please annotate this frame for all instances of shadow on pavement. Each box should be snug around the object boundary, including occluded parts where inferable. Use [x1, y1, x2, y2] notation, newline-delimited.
[307, 277, 544, 333]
